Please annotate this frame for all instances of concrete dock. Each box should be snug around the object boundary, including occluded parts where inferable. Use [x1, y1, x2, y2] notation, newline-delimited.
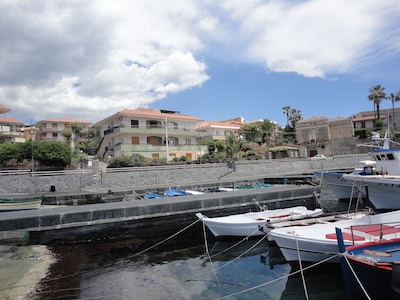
[0, 185, 319, 244]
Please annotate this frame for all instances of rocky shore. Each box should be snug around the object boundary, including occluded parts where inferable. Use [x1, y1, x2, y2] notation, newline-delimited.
[0, 244, 55, 300]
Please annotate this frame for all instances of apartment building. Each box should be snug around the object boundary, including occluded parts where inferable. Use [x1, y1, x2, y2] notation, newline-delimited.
[0, 104, 25, 144]
[350, 108, 400, 130]
[195, 118, 243, 142]
[92, 108, 205, 161]
[35, 117, 91, 145]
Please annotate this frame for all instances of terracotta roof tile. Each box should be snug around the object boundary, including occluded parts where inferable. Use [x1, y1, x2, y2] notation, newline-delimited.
[0, 117, 24, 124]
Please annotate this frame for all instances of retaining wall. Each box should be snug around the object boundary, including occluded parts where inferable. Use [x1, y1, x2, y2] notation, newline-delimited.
[0, 154, 369, 194]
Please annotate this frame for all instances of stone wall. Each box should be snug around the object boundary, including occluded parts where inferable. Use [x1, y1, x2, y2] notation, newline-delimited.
[0, 153, 370, 194]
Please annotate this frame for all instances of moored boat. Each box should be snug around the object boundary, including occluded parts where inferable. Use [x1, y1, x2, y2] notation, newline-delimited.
[164, 188, 187, 197]
[0, 196, 43, 211]
[314, 160, 375, 200]
[143, 193, 164, 199]
[342, 174, 400, 211]
[196, 206, 323, 239]
[337, 228, 400, 299]
[315, 130, 400, 207]
[269, 210, 400, 267]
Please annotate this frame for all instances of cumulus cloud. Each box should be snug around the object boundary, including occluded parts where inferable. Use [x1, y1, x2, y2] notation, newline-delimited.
[0, 0, 399, 122]
[221, 0, 400, 77]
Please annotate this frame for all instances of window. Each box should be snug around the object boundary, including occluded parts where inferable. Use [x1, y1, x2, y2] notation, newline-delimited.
[52, 123, 58, 129]
[185, 138, 191, 145]
[52, 132, 58, 138]
[147, 136, 162, 146]
[131, 120, 139, 128]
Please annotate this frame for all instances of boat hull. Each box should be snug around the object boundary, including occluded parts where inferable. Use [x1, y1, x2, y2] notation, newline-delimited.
[269, 210, 400, 267]
[314, 171, 364, 200]
[342, 175, 400, 211]
[196, 207, 323, 239]
[341, 239, 400, 299]
[0, 197, 42, 211]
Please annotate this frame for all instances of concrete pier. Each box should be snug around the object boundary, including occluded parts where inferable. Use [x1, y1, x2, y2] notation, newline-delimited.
[0, 185, 319, 243]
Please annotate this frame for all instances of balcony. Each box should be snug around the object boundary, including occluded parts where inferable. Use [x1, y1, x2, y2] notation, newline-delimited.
[113, 144, 203, 152]
[104, 126, 197, 137]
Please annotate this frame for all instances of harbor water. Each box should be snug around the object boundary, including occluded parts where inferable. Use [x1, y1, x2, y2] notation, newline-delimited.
[5, 188, 363, 299]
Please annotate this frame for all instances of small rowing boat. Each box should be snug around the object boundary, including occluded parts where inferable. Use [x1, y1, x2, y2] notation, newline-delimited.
[0, 196, 43, 211]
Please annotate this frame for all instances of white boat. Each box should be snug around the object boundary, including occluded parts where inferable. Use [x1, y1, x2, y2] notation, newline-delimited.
[195, 206, 323, 239]
[184, 190, 206, 195]
[342, 174, 400, 211]
[0, 196, 43, 211]
[314, 160, 375, 200]
[316, 131, 400, 208]
[269, 210, 400, 267]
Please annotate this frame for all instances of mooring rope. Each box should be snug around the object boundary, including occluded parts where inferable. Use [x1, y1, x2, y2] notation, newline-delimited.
[201, 218, 219, 283]
[296, 237, 310, 300]
[342, 253, 372, 300]
[209, 227, 267, 259]
[216, 253, 340, 299]
[13, 218, 203, 297]
[186, 227, 269, 283]
[126, 218, 202, 259]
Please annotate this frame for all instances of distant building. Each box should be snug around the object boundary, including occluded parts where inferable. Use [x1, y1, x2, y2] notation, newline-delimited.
[0, 117, 25, 144]
[350, 108, 400, 130]
[92, 108, 204, 161]
[35, 117, 91, 151]
[195, 118, 243, 142]
[295, 116, 354, 157]
[0, 104, 25, 144]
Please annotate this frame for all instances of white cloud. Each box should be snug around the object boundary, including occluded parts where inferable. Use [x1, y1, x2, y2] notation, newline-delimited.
[0, 0, 210, 122]
[220, 0, 400, 78]
[0, 0, 399, 123]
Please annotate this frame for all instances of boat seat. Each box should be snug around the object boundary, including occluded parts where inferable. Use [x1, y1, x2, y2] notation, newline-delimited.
[346, 224, 400, 237]
[325, 232, 365, 241]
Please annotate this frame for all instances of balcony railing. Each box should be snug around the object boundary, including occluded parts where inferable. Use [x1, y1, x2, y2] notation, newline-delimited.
[103, 125, 197, 136]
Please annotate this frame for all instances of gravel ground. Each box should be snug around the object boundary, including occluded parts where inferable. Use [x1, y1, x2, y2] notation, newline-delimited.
[0, 244, 55, 300]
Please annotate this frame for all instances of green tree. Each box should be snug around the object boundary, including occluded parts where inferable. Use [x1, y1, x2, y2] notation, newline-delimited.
[289, 108, 302, 128]
[225, 134, 242, 159]
[215, 140, 225, 152]
[61, 130, 72, 142]
[34, 140, 71, 167]
[282, 105, 291, 127]
[388, 91, 400, 130]
[259, 119, 276, 146]
[0, 143, 16, 166]
[14, 141, 31, 164]
[239, 123, 262, 143]
[368, 84, 386, 120]
[108, 156, 133, 168]
[207, 141, 216, 156]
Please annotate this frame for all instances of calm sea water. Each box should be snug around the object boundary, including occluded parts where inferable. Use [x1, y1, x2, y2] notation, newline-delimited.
[29, 188, 357, 300]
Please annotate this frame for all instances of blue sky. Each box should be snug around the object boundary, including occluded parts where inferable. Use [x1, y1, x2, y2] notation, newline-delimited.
[1, 1, 399, 127]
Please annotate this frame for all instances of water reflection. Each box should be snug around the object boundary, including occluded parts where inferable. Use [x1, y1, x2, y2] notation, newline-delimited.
[30, 187, 350, 299]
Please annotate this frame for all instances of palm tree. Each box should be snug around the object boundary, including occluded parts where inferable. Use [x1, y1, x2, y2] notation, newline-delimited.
[289, 108, 302, 128]
[282, 106, 291, 127]
[388, 91, 400, 130]
[225, 134, 242, 160]
[368, 85, 387, 121]
[259, 119, 276, 146]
